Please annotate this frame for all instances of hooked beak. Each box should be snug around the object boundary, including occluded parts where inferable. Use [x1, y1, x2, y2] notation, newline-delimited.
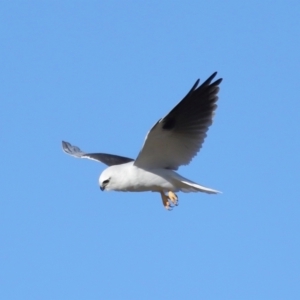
[100, 185, 104, 191]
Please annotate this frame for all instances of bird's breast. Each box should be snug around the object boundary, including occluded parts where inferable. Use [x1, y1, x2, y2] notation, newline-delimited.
[117, 165, 175, 192]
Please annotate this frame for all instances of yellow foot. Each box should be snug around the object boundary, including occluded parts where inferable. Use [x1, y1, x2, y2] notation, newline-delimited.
[160, 192, 172, 211]
[160, 191, 179, 210]
[168, 191, 178, 206]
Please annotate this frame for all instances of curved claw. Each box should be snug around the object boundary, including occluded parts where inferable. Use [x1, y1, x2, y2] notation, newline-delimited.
[168, 191, 178, 206]
[160, 191, 178, 210]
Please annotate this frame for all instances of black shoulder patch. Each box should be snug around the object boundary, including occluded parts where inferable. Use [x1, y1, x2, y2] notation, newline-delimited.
[162, 117, 176, 130]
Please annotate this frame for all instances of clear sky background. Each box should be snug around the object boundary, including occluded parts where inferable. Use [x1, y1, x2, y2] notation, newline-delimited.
[1, 1, 299, 299]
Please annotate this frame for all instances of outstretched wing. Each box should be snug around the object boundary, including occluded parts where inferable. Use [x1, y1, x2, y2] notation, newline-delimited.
[62, 141, 134, 166]
[134, 72, 222, 170]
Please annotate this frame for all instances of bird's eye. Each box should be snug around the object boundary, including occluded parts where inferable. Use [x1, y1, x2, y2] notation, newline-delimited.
[103, 179, 110, 185]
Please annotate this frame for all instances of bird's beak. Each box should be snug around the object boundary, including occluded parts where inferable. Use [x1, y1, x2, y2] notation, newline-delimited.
[100, 186, 104, 191]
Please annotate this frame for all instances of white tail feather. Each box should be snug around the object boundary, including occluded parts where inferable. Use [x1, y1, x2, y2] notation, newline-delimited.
[180, 180, 221, 194]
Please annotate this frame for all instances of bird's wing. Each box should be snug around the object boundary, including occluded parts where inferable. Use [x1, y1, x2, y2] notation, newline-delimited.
[62, 141, 134, 166]
[134, 72, 222, 170]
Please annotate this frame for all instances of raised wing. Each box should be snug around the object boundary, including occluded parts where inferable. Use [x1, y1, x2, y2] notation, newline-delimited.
[134, 72, 222, 170]
[62, 141, 134, 166]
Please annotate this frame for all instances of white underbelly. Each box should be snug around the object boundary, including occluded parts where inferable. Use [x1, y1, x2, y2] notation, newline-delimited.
[121, 166, 177, 192]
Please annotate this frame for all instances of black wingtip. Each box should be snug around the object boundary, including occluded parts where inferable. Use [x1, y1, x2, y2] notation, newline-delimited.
[200, 72, 222, 88]
[185, 78, 200, 98]
[62, 140, 67, 149]
[203, 72, 217, 84]
[211, 71, 217, 78]
[61, 140, 71, 153]
[62, 140, 71, 151]
[190, 78, 200, 91]
[213, 77, 223, 86]
[193, 78, 200, 88]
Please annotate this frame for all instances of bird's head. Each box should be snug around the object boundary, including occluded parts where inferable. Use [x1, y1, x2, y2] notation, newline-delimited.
[99, 163, 133, 192]
[99, 166, 125, 191]
[99, 167, 114, 191]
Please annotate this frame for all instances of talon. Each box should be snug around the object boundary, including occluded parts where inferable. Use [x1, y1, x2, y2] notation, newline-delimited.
[164, 200, 173, 211]
[160, 192, 173, 211]
[168, 191, 178, 206]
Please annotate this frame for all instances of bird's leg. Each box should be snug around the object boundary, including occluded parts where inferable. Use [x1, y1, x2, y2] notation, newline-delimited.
[168, 191, 178, 206]
[160, 192, 173, 211]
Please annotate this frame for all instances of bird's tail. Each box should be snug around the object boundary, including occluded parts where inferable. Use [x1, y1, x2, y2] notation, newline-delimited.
[171, 172, 221, 194]
[179, 180, 221, 194]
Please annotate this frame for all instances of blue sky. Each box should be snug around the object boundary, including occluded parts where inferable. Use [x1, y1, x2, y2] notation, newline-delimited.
[1, 1, 299, 299]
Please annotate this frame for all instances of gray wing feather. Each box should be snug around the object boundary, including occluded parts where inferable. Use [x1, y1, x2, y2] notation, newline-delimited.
[134, 72, 222, 170]
[62, 141, 134, 166]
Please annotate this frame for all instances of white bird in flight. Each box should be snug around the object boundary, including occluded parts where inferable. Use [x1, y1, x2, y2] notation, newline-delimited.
[62, 72, 222, 210]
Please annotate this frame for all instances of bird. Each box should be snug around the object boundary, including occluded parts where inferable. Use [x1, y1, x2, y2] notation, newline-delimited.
[62, 72, 222, 210]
